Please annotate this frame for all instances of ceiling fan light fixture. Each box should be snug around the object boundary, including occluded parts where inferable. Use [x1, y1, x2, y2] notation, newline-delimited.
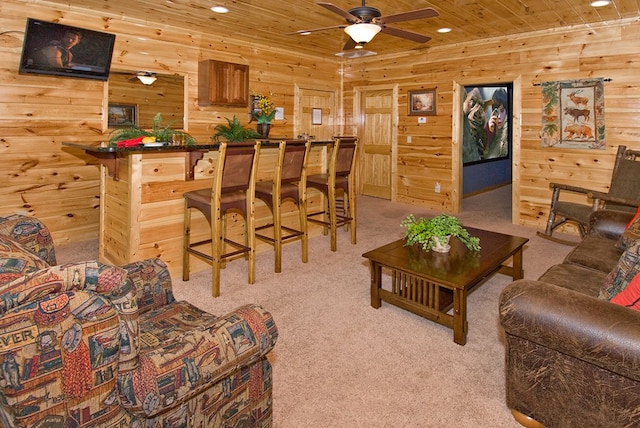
[344, 23, 381, 44]
[137, 72, 157, 85]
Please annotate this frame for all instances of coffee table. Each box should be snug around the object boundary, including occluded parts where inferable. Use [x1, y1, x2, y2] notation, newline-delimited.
[363, 227, 528, 345]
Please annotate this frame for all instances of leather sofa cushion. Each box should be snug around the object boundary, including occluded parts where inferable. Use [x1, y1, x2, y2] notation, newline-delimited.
[538, 263, 608, 297]
[564, 235, 623, 273]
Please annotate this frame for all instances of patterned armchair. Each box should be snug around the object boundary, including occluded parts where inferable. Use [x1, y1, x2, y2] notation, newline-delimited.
[0, 214, 278, 427]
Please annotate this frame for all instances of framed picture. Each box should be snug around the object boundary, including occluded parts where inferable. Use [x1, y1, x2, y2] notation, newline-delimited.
[312, 108, 322, 125]
[461, 84, 512, 165]
[408, 89, 436, 116]
[108, 103, 137, 128]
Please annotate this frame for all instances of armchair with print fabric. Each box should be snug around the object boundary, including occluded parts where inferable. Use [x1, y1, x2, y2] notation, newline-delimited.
[0, 214, 278, 427]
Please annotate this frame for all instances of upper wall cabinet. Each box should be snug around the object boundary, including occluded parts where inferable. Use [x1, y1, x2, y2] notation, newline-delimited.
[198, 60, 249, 107]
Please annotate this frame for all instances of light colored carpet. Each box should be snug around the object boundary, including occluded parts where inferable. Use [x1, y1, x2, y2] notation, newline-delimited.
[56, 185, 573, 427]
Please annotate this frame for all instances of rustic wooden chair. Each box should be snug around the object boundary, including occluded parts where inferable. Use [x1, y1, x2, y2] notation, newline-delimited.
[255, 139, 311, 273]
[537, 145, 640, 244]
[307, 137, 358, 251]
[183, 141, 261, 296]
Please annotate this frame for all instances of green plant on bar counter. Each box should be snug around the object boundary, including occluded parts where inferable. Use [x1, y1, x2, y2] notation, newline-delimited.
[108, 112, 196, 145]
[212, 116, 262, 142]
[401, 213, 481, 252]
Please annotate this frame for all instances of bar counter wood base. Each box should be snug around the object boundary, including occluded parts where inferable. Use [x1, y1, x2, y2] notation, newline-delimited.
[63, 141, 329, 278]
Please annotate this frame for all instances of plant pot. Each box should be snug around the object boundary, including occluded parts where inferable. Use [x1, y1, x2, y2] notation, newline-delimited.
[256, 123, 271, 138]
[432, 235, 451, 253]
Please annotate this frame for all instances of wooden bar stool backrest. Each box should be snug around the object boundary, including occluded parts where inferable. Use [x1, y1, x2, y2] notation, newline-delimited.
[307, 137, 358, 251]
[183, 141, 261, 296]
[255, 139, 310, 272]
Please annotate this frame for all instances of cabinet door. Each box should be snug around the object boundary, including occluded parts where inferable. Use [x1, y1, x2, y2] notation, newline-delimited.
[198, 60, 249, 107]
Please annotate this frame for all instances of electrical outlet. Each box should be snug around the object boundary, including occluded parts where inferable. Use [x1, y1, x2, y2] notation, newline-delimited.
[418, 117, 427, 124]
[435, 182, 441, 193]
[407, 135, 412, 143]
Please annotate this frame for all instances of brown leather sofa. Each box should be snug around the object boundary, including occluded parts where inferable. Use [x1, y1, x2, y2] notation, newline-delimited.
[499, 209, 640, 428]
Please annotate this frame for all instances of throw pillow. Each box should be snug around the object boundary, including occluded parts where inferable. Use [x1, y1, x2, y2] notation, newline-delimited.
[616, 207, 640, 250]
[611, 272, 640, 310]
[600, 239, 640, 300]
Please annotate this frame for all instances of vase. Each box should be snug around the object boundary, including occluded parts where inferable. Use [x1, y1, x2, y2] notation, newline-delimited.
[256, 123, 271, 138]
[432, 235, 451, 253]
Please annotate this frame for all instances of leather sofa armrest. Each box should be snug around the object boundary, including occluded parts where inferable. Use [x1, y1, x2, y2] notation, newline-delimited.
[588, 209, 634, 240]
[500, 279, 640, 382]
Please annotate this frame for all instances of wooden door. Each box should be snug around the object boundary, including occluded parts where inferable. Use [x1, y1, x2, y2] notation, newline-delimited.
[295, 86, 337, 140]
[358, 87, 396, 199]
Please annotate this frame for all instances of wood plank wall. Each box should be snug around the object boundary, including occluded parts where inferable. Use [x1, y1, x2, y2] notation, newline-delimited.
[0, 0, 341, 245]
[344, 18, 640, 233]
[2, 0, 640, 246]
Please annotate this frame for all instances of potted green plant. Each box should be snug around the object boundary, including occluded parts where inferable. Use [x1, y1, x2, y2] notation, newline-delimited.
[108, 112, 195, 145]
[212, 116, 261, 142]
[401, 213, 481, 253]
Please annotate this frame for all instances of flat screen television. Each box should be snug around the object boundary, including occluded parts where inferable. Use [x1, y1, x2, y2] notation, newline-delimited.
[19, 18, 116, 81]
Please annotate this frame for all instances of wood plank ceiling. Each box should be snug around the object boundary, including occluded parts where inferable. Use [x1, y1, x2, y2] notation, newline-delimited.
[41, 0, 640, 57]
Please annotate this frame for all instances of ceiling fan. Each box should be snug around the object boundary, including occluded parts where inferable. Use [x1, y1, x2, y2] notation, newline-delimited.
[288, 1, 439, 50]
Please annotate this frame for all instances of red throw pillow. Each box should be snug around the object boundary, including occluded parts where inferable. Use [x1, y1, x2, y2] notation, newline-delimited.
[627, 207, 640, 229]
[611, 272, 640, 310]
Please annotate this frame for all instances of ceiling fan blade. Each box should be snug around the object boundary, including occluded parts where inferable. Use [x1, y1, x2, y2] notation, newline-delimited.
[286, 25, 346, 35]
[316, 2, 360, 22]
[377, 7, 439, 25]
[343, 38, 358, 50]
[379, 26, 432, 43]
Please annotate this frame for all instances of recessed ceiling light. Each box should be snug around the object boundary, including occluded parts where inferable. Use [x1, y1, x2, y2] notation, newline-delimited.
[590, 0, 610, 6]
[437, 28, 451, 33]
[211, 6, 229, 13]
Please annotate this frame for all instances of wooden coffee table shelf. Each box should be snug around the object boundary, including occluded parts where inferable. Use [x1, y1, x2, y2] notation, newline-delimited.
[363, 227, 528, 345]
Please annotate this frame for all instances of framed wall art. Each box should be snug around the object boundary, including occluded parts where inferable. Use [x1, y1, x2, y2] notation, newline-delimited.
[408, 89, 436, 116]
[108, 103, 137, 128]
[312, 108, 322, 125]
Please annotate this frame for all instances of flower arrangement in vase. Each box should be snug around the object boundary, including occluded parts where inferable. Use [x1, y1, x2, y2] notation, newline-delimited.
[401, 213, 481, 253]
[251, 90, 276, 137]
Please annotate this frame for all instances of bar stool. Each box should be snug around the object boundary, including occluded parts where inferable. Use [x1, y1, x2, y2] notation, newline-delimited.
[182, 141, 261, 297]
[255, 139, 311, 273]
[306, 137, 358, 251]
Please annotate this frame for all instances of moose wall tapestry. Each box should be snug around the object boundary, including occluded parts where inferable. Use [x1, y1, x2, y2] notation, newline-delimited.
[541, 78, 605, 149]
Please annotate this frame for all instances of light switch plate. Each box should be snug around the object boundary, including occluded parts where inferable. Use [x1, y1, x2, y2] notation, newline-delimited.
[418, 117, 427, 123]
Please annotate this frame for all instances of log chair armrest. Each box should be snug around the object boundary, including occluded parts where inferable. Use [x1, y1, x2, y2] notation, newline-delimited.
[588, 191, 640, 209]
[549, 182, 591, 195]
[500, 280, 640, 382]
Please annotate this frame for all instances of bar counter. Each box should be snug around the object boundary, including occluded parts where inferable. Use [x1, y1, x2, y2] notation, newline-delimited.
[63, 141, 330, 278]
